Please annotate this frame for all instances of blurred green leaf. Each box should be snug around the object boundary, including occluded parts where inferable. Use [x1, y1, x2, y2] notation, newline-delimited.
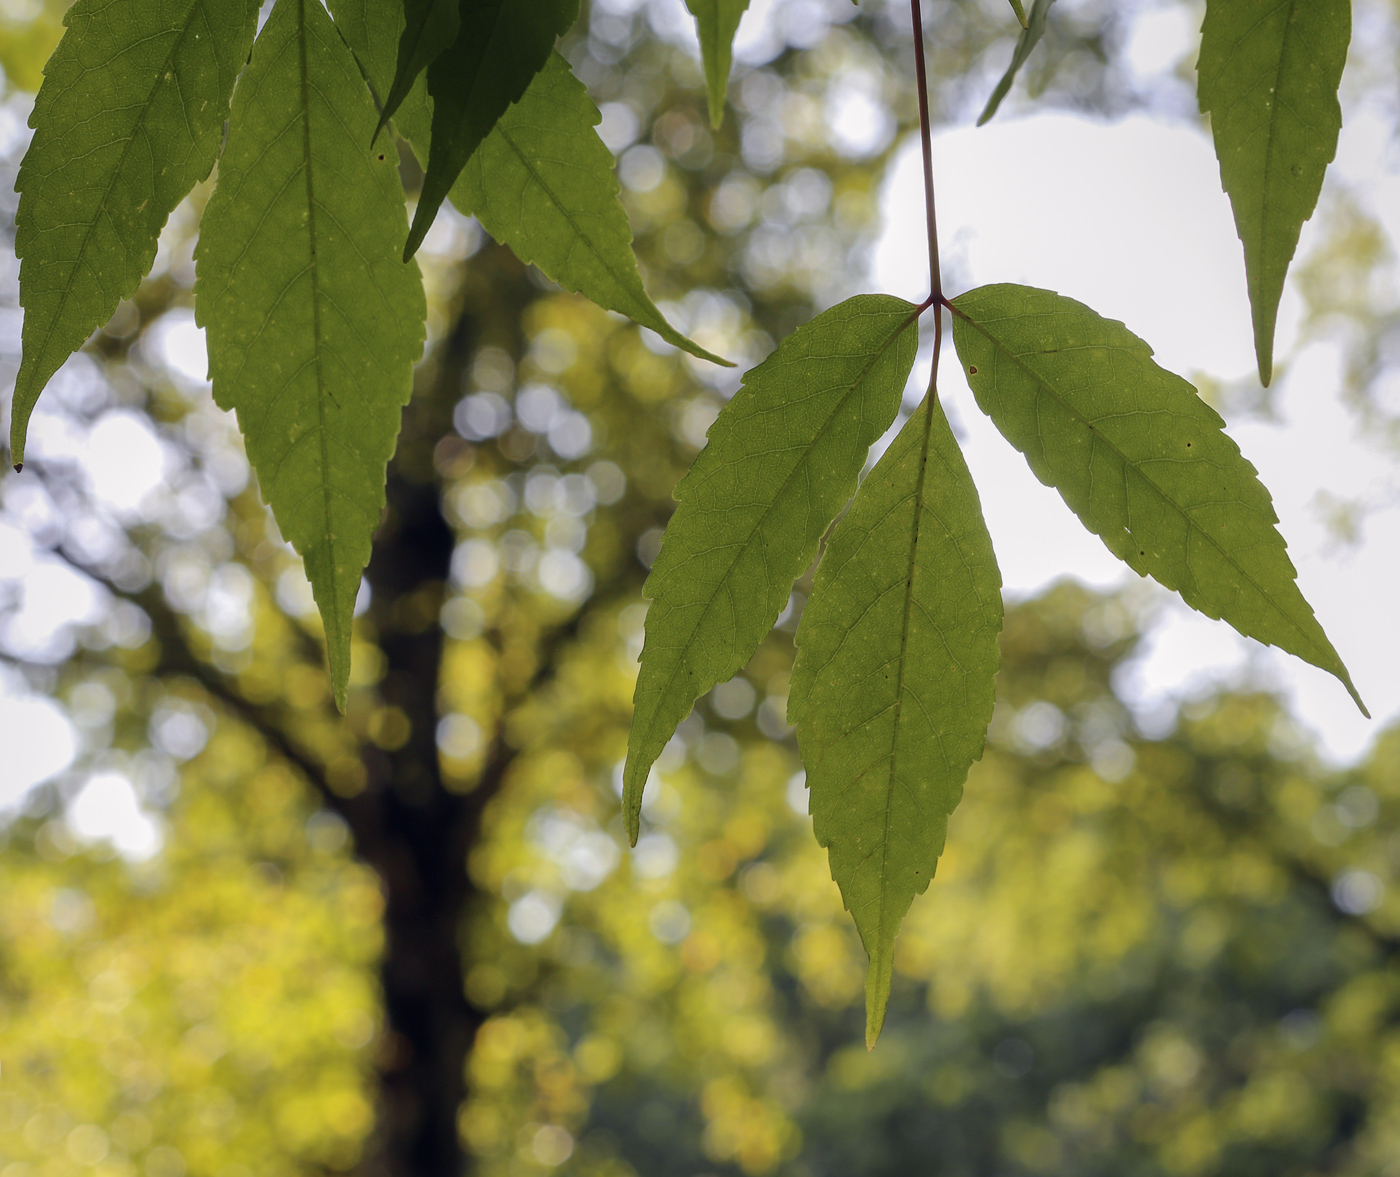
[1198, 0, 1350, 386]
[977, 0, 1055, 126]
[194, 0, 426, 709]
[685, 0, 750, 129]
[405, 0, 578, 260]
[791, 393, 1002, 1047]
[625, 294, 919, 842]
[950, 282, 1365, 716]
[11, 0, 259, 465]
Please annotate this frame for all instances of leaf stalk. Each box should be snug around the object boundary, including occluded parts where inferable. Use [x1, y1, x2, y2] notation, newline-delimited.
[910, 0, 941, 304]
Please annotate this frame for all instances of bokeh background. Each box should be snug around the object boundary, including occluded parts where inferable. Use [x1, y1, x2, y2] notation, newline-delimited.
[3, 1, 1400, 1175]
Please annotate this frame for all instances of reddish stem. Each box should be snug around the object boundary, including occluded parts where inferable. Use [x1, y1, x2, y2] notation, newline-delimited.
[910, 0, 941, 304]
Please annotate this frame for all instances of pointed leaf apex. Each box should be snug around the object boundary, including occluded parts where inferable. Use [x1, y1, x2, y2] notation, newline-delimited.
[864, 956, 890, 1049]
[12, 464, 21, 474]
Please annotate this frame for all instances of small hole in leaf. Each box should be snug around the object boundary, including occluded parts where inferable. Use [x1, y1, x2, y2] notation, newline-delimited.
[1186, 441, 1192, 447]
[968, 366, 978, 374]
[378, 153, 386, 161]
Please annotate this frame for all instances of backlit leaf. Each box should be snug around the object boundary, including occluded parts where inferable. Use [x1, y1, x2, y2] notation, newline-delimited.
[405, 0, 578, 261]
[685, 0, 750, 129]
[791, 392, 1002, 1047]
[325, 0, 434, 147]
[977, 0, 1055, 126]
[1198, 0, 1350, 386]
[11, 0, 259, 466]
[330, 4, 719, 363]
[450, 53, 730, 366]
[624, 295, 919, 842]
[950, 283, 1365, 715]
[375, 0, 458, 141]
[194, 0, 426, 709]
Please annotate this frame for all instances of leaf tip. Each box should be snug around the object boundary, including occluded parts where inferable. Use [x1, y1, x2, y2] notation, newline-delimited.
[11, 463, 21, 474]
[863, 965, 889, 1050]
[621, 759, 646, 846]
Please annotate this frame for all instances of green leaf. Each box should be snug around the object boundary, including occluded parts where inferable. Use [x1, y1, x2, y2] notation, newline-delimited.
[977, 0, 1055, 126]
[329, 3, 720, 364]
[194, 0, 426, 710]
[405, 0, 579, 261]
[950, 283, 1366, 716]
[1008, 0, 1029, 30]
[685, 0, 750, 130]
[450, 53, 731, 367]
[376, 0, 459, 142]
[1198, 0, 1350, 387]
[790, 392, 1002, 1048]
[325, 0, 434, 148]
[624, 295, 920, 842]
[11, 0, 259, 467]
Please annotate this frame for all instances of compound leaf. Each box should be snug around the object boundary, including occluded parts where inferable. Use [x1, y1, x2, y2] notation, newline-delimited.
[977, 0, 1055, 126]
[451, 53, 730, 366]
[11, 0, 259, 466]
[405, 0, 578, 261]
[791, 392, 1002, 1048]
[1198, 0, 1350, 386]
[376, 0, 459, 141]
[194, 0, 426, 709]
[685, 0, 750, 129]
[950, 283, 1365, 715]
[624, 295, 920, 842]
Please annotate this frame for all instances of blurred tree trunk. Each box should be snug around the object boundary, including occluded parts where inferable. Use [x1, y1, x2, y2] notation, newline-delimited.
[335, 248, 531, 1177]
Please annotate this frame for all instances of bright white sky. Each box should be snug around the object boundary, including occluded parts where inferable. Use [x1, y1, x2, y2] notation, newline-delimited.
[3, 0, 1398, 855]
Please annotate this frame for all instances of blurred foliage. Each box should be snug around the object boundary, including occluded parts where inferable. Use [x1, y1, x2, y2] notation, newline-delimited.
[1, 1, 1399, 1176]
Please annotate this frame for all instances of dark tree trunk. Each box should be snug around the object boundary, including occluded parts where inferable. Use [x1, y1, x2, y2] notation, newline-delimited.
[337, 248, 537, 1177]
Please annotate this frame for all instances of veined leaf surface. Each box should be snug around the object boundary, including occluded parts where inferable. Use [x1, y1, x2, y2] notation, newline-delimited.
[11, 0, 259, 465]
[405, 0, 578, 260]
[977, 0, 1055, 126]
[624, 295, 919, 842]
[685, 0, 750, 129]
[325, 0, 434, 148]
[1198, 0, 1350, 386]
[451, 53, 730, 366]
[194, 0, 426, 709]
[376, 0, 459, 140]
[331, 2, 721, 363]
[950, 283, 1365, 715]
[791, 393, 1002, 1047]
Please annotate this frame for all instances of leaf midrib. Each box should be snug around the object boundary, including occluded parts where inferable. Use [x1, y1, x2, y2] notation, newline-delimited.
[960, 308, 1330, 667]
[19, 0, 209, 394]
[296, 0, 341, 634]
[1253, 0, 1297, 304]
[872, 394, 938, 964]
[637, 307, 919, 772]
